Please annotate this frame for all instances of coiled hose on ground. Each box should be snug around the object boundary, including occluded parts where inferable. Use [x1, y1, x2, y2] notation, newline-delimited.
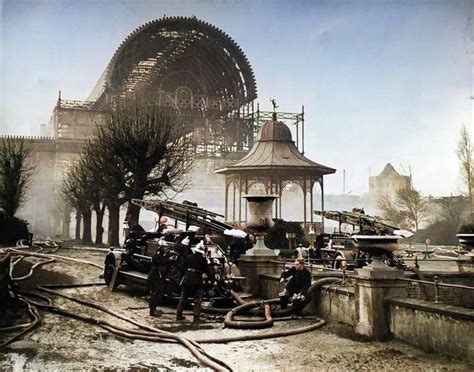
[1, 247, 333, 371]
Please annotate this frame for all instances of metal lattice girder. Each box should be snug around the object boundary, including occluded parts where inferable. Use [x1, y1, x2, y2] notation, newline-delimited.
[89, 16, 257, 110]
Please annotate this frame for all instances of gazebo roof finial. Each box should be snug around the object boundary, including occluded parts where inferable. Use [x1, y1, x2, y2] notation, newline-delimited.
[270, 97, 278, 120]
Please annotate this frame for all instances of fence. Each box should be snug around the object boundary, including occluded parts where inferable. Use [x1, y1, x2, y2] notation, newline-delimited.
[398, 276, 474, 308]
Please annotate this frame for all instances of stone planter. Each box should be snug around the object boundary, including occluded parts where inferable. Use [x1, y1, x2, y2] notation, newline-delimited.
[243, 194, 278, 256]
[351, 235, 400, 270]
[243, 194, 278, 231]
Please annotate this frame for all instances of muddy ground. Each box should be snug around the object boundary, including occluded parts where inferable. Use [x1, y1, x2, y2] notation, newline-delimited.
[1, 247, 473, 371]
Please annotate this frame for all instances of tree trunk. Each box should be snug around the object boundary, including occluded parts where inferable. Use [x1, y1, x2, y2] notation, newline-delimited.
[107, 202, 120, 247]
[126, 185, 146, 227]
[61, 206, 71, 240]
[126, 202, 142, 228]
[94, 204, 106, 245]
[469, 188, 473, 221]
[75, 210, 82, 240]
[82, 209, 93, 244]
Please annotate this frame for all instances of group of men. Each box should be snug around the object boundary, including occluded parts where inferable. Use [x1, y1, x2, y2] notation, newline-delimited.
[147, 233, 313, 323]
[147, 235, 212, 323]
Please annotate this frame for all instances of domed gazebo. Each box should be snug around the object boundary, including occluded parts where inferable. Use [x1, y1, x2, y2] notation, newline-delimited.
[215, 114, 336, 231]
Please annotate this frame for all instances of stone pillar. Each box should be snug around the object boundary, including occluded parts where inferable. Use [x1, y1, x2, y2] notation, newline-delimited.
[355, 268, 408, 339]
[238, 255, 283, 296]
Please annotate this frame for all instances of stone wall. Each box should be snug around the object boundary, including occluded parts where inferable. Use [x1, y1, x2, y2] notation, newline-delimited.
[311, 285, 357, 325]
[259, 273, 283, 299]
[388, 297, 474, 362]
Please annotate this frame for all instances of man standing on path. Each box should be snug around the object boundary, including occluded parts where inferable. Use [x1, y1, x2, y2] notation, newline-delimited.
[176, 241, 212, 323]
[148, 238, 174, 316]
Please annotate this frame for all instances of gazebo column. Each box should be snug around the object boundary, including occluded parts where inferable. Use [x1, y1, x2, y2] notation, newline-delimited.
[238, 174, 242, 225]
[320, 177, 325, 232]
[278, 177, 282, 218]
[303, 176, 307, 228]
[232, 175, 236, 223]
[310, 179, 314, 224]
[272, 176, 278, 219]
[224, 177, 229, 221]
[245, 178, 249, 223]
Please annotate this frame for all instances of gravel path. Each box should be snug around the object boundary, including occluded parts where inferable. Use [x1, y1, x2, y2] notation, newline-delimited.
[1, 247, 472, 371]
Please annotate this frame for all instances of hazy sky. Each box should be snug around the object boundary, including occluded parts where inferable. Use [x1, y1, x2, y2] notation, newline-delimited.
[1, 0, 472, 197]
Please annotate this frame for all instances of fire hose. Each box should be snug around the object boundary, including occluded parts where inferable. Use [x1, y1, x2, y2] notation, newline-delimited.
[215, 279, 341, 331]
[1, 247, 333, 371]
[224, 302, 274, 329]
[0, 296, 41, 349]
[1, 250, 231, 371]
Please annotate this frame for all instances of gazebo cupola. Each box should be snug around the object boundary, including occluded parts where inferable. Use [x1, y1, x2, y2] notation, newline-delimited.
[215, 113, 336, 231]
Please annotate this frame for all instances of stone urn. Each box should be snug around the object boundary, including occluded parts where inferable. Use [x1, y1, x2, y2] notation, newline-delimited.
[351, 235, 400, 270]
[243, 194, 278, 256]
[456, 234, 474, 252]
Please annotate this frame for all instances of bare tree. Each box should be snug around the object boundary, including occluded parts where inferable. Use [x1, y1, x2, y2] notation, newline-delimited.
[81, 97, 193, 246]
[67, 154, 108, 245]
[61, 163, 94, 244]
[377, 194, 410, 229]
[435, 195, 468, 229]
[395, 187, 429, 231]
[0, 137, 35, 217]
[80, 138, 127, 246]
[456, 124, 473, 217]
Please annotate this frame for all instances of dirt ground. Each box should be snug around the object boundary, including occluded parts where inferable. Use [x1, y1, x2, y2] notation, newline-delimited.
[1, 247, 473, 371]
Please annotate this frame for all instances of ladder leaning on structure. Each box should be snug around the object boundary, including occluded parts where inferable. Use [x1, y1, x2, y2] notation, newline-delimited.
[131, 198, 244, 236]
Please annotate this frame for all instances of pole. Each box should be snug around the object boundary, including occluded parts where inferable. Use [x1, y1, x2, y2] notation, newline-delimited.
[301, 105, 305, 155]
[343, 169, 346, 195]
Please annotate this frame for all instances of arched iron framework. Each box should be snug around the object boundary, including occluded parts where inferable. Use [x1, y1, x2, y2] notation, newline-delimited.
[84, 16, 258, 157]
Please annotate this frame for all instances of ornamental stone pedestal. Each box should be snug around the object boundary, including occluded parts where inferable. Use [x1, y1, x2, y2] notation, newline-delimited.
[239, 194, 282, 296]
[353, 235, 408, 339]
[238, 255, 282, 296]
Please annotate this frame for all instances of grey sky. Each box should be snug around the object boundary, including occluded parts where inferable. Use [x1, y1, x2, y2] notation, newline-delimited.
[1, 0, 472, 196]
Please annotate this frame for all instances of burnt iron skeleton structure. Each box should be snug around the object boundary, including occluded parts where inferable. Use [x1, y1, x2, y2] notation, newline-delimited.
[13, 16, 308, 237]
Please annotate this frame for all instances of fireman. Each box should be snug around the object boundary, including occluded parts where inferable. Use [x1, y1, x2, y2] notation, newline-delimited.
[176, 241, 212, 323]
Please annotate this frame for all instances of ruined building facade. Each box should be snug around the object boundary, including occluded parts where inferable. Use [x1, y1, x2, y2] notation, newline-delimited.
[10, 17, 308, 237]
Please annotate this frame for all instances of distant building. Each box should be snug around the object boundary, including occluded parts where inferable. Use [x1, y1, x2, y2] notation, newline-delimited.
[368, 163, 411, 200]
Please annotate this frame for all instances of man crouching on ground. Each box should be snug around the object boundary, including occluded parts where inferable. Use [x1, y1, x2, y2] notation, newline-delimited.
[279, 258, 311, 313]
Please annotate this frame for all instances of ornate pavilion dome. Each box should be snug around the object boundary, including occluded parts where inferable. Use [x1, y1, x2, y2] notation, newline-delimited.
[255, 119, 293, 142]
[217, 117, 335, 172]
[215, 115, 336, 228]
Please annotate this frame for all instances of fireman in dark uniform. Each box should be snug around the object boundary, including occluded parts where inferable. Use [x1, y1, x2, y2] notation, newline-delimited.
[148, 238, 173, 316]
[173, 235, 192, 257]
[279, 258, 312, 312]
[176, 241, 212, 323]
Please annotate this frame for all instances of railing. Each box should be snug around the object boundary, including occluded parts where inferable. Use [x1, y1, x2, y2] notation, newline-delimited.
[397, 276, 474, 305]
[267, 258, 355, 276]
